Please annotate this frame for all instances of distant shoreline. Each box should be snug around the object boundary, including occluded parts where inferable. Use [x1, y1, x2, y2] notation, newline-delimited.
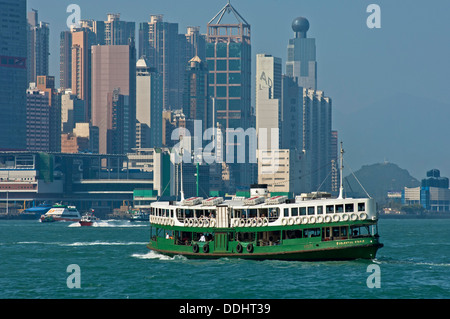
[379, 213, 450, 219]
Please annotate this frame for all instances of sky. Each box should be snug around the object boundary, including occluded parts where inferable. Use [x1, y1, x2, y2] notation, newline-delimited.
[27, 0, 450, 181]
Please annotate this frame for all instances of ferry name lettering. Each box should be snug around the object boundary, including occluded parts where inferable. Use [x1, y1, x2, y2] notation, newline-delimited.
[336, 239, 364, 246]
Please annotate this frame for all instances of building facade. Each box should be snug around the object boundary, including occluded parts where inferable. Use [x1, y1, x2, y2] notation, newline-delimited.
[91, 45, 136, 154]
[27, 9, 50, 85]
[136, 57, 163, 148]
[286, 17, 317, 90]
[0, 0, 27, 151]
[206, 2, 252, 189]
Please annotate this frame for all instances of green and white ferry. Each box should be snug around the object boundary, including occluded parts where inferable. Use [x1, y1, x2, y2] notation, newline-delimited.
[147, 146, 383, 261]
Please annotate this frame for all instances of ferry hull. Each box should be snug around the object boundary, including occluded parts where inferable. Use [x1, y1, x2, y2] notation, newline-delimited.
[147, 240, 383, 261]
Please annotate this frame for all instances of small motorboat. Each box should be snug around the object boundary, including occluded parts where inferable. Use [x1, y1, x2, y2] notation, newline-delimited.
[79, 213, 99, 226]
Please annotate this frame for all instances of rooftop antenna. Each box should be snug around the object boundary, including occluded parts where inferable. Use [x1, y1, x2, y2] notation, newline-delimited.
[338, 141, 345, 199]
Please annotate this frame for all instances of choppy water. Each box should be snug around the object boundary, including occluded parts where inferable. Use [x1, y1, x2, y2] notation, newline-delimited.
[0, 218, 449, 299]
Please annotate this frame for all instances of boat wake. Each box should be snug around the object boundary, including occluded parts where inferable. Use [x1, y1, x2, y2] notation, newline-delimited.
[68, 220, 146, 228]
[131, 251, 187, 261]
[63, 241, 147, 247]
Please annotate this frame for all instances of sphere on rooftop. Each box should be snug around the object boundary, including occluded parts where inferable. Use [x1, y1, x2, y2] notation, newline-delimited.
[292, 17, 310, 33]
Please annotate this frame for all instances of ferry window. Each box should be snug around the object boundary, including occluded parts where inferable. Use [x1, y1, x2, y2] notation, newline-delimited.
[259, 208, 268, 218]
[358, 203, 365, 212]
[304, 228, 320, 238]
[326, 205, 334, 214]
[307, 207, 315, 215]
[269, 208, 279, 222]
[291, 207, 298, 216]
[300, 207, 307, 216]
[317, 206, 323, 214]
[345, 203, 354, 213]
[336, 204, 343, 213]
[284, 208, 289, 217]
[249, 209, 257, 218]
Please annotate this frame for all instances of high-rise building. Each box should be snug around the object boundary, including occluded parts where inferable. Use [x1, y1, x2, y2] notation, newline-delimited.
[36, 75, 61, 152]
[59, 31, 72, 89]
[280, 75, 303, 151]
[185, 26, 206, 63]
[183, 56, 210, 132]
[26, 88, 50, 152]
[27, 9, 50, 85]
[286, 17, 317, 90]
[302, 88, 332, 192]
[206, 1, 252, 189]
[91, 45, 136, 154]
[103, 13, 135, 46]
[255, 54, 282, 150]
[0, 0, 27, 150]
[136, 56, 163, 148]
[139, 15, 185, 110]
[71, 28, 95, 121]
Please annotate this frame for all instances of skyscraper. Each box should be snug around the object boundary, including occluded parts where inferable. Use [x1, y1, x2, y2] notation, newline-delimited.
[0, 0, 27, 150]
[183, 56, 209, 132]
[91, 45, 136, 154]
[136, 56, 163, 148]
[103, 13, 135, 46]
[139, 15, 185, 110]
[206, 1, 252, 188]
[26, 87, 50, 152]
[27, 9, 50, 85]
[286, 17, 317, 90]
[59, 31, 72, 89]
[303, 88, 332, 192]
[71, 28, 95, 121]
[255, 53, 282, 150]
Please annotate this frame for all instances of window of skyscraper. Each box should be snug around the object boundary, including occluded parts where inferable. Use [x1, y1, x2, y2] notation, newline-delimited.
[229, 99, 241, 110]
[207, 60, 215, 71]
[228, 73, 241, 84]
[216, 60, 227, 71]
[229, 59, 241, 71]
[228, 43, 241, 58]
[216, 86, 227, 97]
[216, 43, 227, 58]
[229, 86, 241, 98]
[206, 44, 215, 58]
[216, 73, 227, 84]
[215, 99, 226, 111]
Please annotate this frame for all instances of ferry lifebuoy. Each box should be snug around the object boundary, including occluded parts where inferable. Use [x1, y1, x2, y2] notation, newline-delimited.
[246, 219, 252, 227]
[198, 219, 204, 227]
[246, 243, 254, 253]
[239, 219, 245, 227]
[210, 219, 216, 227]
[325, 215, 332, 223]
[341, 214, 349, 222]
[256, 218, 263, 227]
[170, 219, 174, 226]
[203, 244, 209, 253]
[203, 219, 210, 227]
[359, 212, 367, 220]
[251, 218, 257, 227]
[236, 243, 243, 253]
[263, 217, 269, 226]
[333, 214, 340, 222]
[281, 218, 288, 226]
[351, 213, 358, 221]
[309, 216, 316, 224]
[317, 216, 324, 223]
[295, 217, 301, 225]
[302, 216, 309, 224]
[288, 218, 294, 225]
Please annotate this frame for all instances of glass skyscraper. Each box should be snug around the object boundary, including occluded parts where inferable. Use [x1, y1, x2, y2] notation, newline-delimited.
[0, 0, 27, 150]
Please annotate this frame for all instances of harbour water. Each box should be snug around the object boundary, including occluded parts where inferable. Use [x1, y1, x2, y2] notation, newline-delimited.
[0, 218, 449, 299]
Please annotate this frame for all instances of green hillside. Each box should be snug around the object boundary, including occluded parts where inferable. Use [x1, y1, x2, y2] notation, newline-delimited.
[343, 162, 420, 204]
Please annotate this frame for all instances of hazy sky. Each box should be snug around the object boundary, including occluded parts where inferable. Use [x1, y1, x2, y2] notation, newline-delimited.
[27, 0, 450, 180]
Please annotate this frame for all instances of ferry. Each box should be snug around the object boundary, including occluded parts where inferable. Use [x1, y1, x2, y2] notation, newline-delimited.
[40, 205, 82, 223]
[147, 145, 383, 261]
[20, 203, 53, 220]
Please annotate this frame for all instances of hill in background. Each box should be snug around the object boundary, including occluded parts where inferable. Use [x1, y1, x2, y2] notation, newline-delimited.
[343, 162, 420, 204]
